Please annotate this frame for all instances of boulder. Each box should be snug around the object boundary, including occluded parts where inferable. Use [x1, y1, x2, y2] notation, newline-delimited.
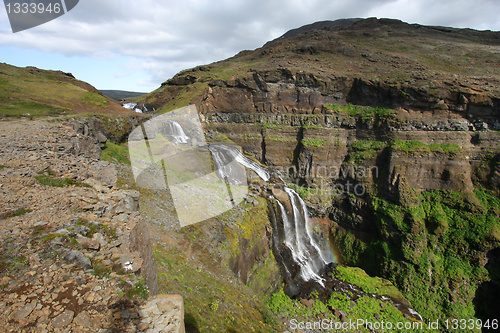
[64, 250, 92, 268]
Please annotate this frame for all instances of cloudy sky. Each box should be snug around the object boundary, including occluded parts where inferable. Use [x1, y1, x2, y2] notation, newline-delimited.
[1, 0, 499, 92]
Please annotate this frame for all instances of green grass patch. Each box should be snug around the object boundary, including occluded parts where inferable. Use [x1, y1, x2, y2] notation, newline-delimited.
[1, 207, 33, 219]
[75, 218, 117, 239]
[325, 103, 393, 120]
[429, 143, 462, 155]
[390, 140, 463, 156]
[0, 99, 68, 118]
[100, 142, 131, 165]
[34, 174, 91, 188]
[259, 122, 283, 129]
[348, 140, 386, 164]
[390, 140, 429, 153]
[335, 266, 404, 300]
[92, 260, 112, 278]
[0, 251, 29, 277]
[122, 278, 149, 301]
[82, 92, 108, 107]
[0, 63, 119, 117]
[302, 138, 327, 147]
[10, 208, 32, 217]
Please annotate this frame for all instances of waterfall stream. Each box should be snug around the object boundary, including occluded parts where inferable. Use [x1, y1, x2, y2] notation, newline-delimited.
[208, 144, 270, 182]
[163, 120, 189, 144]
[145, 117, 422, 321]
[153, 120, 331, 287]
[206, 143, 330, 287]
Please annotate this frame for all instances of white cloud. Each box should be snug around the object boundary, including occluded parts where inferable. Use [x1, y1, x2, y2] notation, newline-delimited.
[1, 0, 499, 91]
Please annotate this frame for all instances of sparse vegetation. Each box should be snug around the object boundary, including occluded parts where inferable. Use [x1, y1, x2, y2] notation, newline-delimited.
[348, 140, 386, 164]
[325, 103, 393, 120]
[391, 140, 462, 155]
[302, 138, 327, 147]
[34, 174, 91, 188]
[100, 142, 131, 165]
[122, 278, 149, 301]
[333, 188, 500, 321]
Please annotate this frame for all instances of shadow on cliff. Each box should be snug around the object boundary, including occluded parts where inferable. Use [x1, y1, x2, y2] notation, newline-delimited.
[473, 247, 500, 332]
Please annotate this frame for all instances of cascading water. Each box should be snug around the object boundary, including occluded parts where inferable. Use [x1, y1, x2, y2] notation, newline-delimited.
[207, 143, 330, 288]
[208, 144, 270, 182]
[163, 120, 189, 144]
[132, 113, 423, 320]
[272, 190, 326, 286]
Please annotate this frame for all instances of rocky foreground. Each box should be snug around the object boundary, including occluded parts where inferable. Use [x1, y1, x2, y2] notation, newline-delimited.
[0, 119, 183, 332]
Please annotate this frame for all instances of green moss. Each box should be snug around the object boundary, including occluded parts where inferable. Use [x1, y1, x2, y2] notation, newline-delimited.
[82, 92, 108, 107]
[40, 233, 76, 245]
[74, 218, 117, 239]
[92, 260, 112, 278]
[5, 208, 32, 218]
[302, 123, 323, 129]
[429, 143, 462, 155]
[390, 140, 429, 153]
[335, 188, 500, 322]
[302, 138, 327, 147]
[324, 103, 393, 120]
[100, 141, 131, 165]
[259, 122, 283, 129]
[123, 278, 149, 301]
[0, 251, 29, 277]
[349, 140, 386, 164]
[390, 140, 463, 156]
[335, 266, 405, 300]
[155, 245, 281, 332]
[247, 253, 280, 299]
[34, 174, 91, 188]
[267, 286, 424, 332]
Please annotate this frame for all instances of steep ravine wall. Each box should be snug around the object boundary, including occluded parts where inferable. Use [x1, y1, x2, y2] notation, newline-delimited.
[155, 67, 500, 199]
[190, 69, 500, 321]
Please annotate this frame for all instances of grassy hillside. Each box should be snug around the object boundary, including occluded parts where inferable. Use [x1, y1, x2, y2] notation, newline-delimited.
[0, 63, 137, 118]
[100, 90, 146, 101]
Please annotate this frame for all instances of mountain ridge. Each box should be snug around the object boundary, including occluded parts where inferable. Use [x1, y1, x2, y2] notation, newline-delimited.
[141, 17, 500, 116]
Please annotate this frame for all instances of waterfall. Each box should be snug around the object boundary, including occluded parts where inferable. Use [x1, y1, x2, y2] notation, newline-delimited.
[285, 187, 328, 267]
[208, 143, 329, 286]
[163, 120, 189, 144]
[208, 144, 247, 186]
[208, 144, 270, 182]
[273, 194, 326, 285]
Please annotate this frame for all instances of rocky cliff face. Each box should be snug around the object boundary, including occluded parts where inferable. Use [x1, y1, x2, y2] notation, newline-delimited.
[140, 17, 500, 323]
[142, 17, 499, 201]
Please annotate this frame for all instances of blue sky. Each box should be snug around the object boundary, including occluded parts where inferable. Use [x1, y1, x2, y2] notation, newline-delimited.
[1, 0, 499, 93]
